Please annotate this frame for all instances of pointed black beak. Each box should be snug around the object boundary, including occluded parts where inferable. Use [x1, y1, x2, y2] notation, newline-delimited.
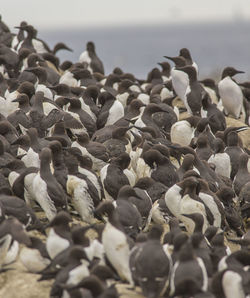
[164, 56, 173, 60]
[12, 98, 21, 103]
[65, 46, 73, 52]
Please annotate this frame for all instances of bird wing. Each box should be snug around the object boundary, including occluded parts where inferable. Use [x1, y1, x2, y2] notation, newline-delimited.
[41, 109, 63, 129]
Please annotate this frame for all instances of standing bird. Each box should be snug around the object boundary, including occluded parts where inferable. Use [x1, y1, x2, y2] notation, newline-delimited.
[143, 148, 179, 188]
[233, 153, 250, 196]
[79, 41, 104, 74]
[134, 225, 172, 298]
[50, 246, 90, 298]
[164, 54, 189, 110]
[15, 24, 50, 54]
[71, 133, 109, 172]
[96, 201, 134, 285]
[201, 92, 226, 134]
[218, 67, 244, 119]
[176, 65, 206, 116]
[97, 91, 124, 129]
[100, 153, 131, 201]
[0, 217, 31, 268]
[170, 241, 208, 297]
[46, 211, 72, 259]
[32, 147, 68, 221]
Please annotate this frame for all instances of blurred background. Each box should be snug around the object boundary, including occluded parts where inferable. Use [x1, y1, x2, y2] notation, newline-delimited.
[1, 0, 250, 80]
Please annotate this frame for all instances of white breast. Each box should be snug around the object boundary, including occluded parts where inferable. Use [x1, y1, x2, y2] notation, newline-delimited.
[79, 50, 91, 64]
[199, 192, 222, 228]
[78, 167, 102, 198]
[164, 184, 182, 218]
[222, 271, 245, 298]
[171, 68, 189, 102]
[3, 239, 19, 265]
[59, 71, 79, 87]
[36, 84, 53, 100]
[79, 97, 97, 121]
[32, 39, 47, 54]
[19, 247, 50, 273]
[66, 175, 94, 223]
[24, 172, 38, 207]
[8, 171, 19, 188]
[67, 260, 90, 285]
[218, 76, 243, 118]
[46, 228, 70, 259]
[160, 87, 174, 101]
[208, 153, 231, 178]
[32, 173, 57, 221]
[137, 93, 150, 105]
[170, 120, 194, 146]
[179, 194, 208, 234]
[21, 148, 40, 168]
[116, 92, 129, 107]
[102, 222, 133, 284]
[105, 101, 124, 126]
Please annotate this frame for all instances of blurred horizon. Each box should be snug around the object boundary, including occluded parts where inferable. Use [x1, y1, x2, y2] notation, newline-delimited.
[35, 20, 250, 81]
[2, 0, 250, 81]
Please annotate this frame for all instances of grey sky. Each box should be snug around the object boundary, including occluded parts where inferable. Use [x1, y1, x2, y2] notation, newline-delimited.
[1, 0, 250, 30]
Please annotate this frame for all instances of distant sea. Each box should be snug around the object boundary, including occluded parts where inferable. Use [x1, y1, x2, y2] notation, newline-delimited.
[39, 21, 250, 81]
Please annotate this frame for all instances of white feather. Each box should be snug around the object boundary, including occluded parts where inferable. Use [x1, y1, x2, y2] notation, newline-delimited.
[116, 92, 129, 107]
[3, 90, 19, 117]
[19, 247, 50, 273]
[32, 173, 57, 221]
[24, 172, 38, 207]
[208, 153, 231, 178]
[123, 168, 136, 186]
[197, 257, 208, 291]
[67, 259, 90, 285]
[137, 93, 150, 105]
[8, 171, 19, 188]
[218, 76, 243, 118]
[179, 194, 209, 234]
[3, 240, 19, 265]
[102, 222, 133, 284]
[72, 141, 107, 172]
[171, 68, 189, 102]
[105, 100, 124, 126]
[164, 184, 182, 218]
[170, 120, 194, 146]
[160, 87, 173, 101]
[36, 84, 53, 100]
[32, 39, 47, 54]
[199, 192, 222, 228]
[222, 271, 245, 298]
[21, 148, 40, 168]
[46, 228, 70, 259]
[66, 175, 95, 223]
[59, 71, 79, 87]
[129, 85, 141, 93]
[79, 50, 91, 64]
[79, 97, 96, 121]
[78, 166, 102, 198]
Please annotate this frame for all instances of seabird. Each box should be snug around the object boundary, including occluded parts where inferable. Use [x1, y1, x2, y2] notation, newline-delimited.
[96, 201, 134, 285]
[46, 211, 72, 259]
[218, 67, 244, 119]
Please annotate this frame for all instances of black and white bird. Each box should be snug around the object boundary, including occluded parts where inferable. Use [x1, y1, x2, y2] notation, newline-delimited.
[218, 67, 244, 119]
